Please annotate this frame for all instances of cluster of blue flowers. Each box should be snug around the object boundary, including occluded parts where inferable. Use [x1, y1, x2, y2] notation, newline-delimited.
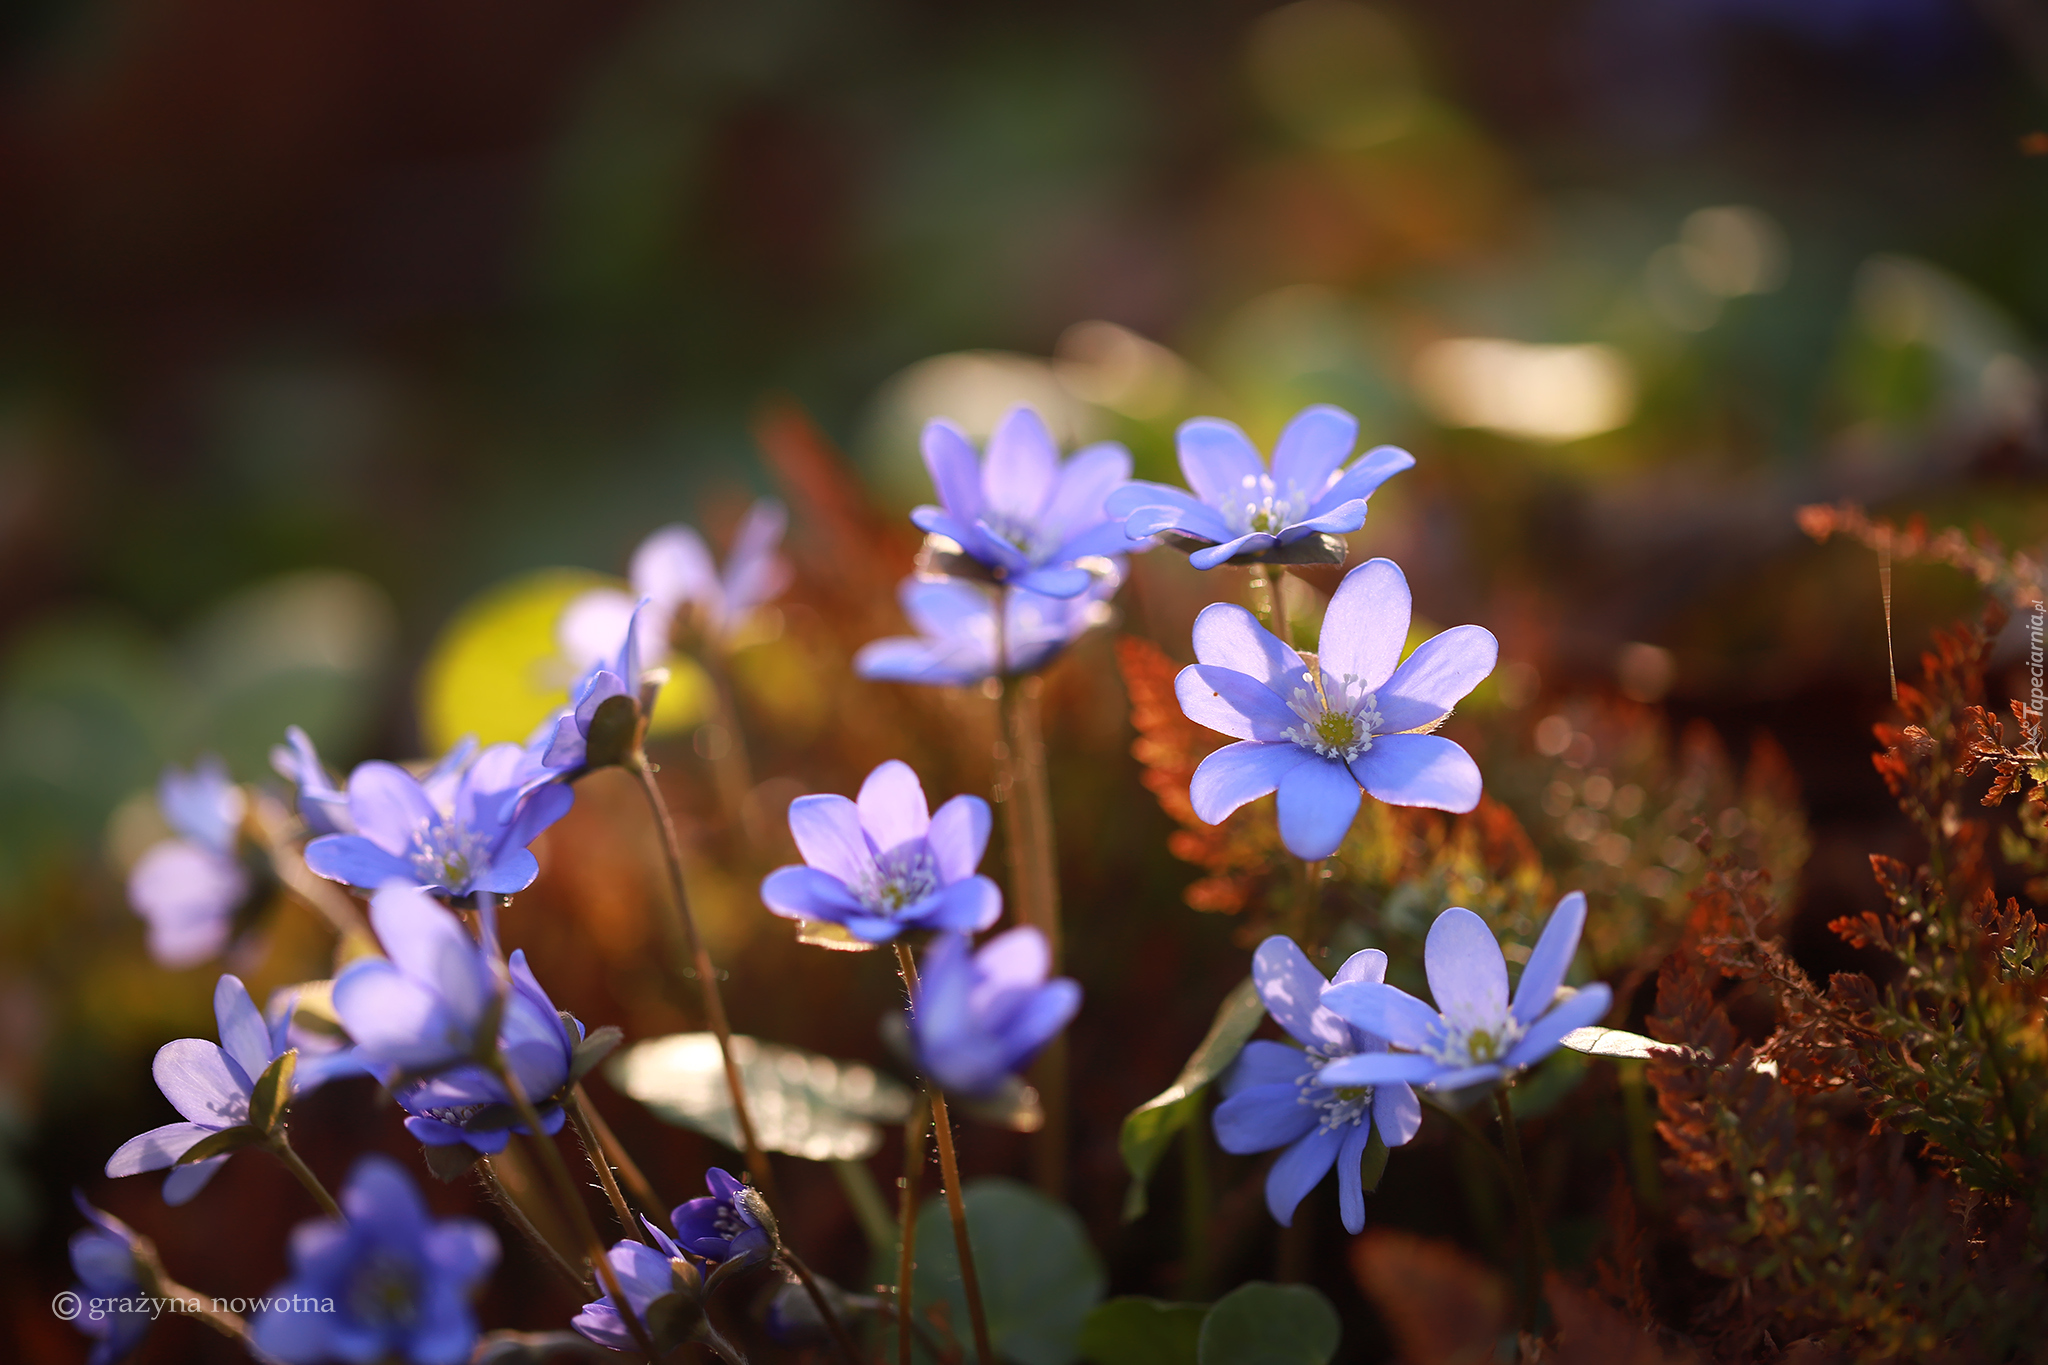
[76, 395, 1618, 1363]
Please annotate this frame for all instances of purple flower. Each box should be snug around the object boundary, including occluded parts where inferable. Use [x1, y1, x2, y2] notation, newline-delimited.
[910, 928, 1079, 1098]
[125, 757, 250, 967]
[1105, 405, 1412, 569]
[333, 884, 582, 1153]
[541, 599, 658, 772]
[912, 405, 1140, 597]
[1212, 938, 1422, 1234]
[269, 726, 354, 836]
[854, 569, 1120, 687]
[670, 1167, 774, 1266]
[104, 974, 362, 1204]
[303, 740, 573, 898]
[1177, 557, 1496, 860]
[761, 761, 1000, 944]
[1320, 893, 1614, 1092]
[68, 1196, 152, 1365]
[560, 500, 793, 667]
[251, 1155, 498, 1365]
[572, 1219, 693, 1353]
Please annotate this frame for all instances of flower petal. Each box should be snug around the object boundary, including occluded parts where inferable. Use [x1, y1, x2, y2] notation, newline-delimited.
[1317, 558, 1410, 693]
[1176, 664, 1299, 743]
[1189, 602, 1309, 693]
[1421, 1063, 1506, 1093]
[213, 975, 273, 1089]
[1252, 936, 1349, 1053]
[1016, 565, 1092, 598]
[719, 500, 793, 623]
[1279, 500, 1368, 537]
[858, 760, 931, 853]
[1315, 1051, 1443, 1086]
[1512, 891, 1588, 1028]
[1313, 445, 1415, 512]
[1373, 1082, 1422, 1146]
[922, 419, 986, 523]
[1319, 982, 1440, 1050]
[153, 1039, 250, 1127]
[343, 762, 442, 857]
[1222, 1039, 1312, 1096]
[926, 795, 992, 883]
[1176, 417, 1265, 507]
[983, 405, 1060, 522]
[127, 840, 245, 967]
[162, 1156, 228, 1205]
[332, 962, 466, 1071]
[1265, 1123, 1345, 1228]
[371, 884, 494, 1028]
[106, 1121, 215, 1176]
[759, 865, 867, 923]
[1189, 741, 1313, 825]
[303, 835, 417, 892]
[1270, 404, 1356, 499]
[787, 794, 876, 886]
[906, 876, 1003, 935]
[1376, 626, 1499, 735]
[1110, 483, 1234, 543]
[1039, 441, 1131, 543]
[1188, 532, 1278, 570]
[1335, 1117, 1374, 1235]
[1424, 908, 1509, 1031]
[1504, 984, 1613, 1072]
[630, 525, 718, 614]
[1212, 1085, 1317, 1154]
[1276, 757, 1363, 860]
[1350, 734, 1483, 813]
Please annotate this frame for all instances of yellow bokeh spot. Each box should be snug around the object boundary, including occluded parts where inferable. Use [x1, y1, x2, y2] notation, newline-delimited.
[417, 569, 715, 755]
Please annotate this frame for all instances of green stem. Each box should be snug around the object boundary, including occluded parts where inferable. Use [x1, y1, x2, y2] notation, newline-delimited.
[630, 756, 778, 1205]
[477, 1157, 592, 1294]
[566, 1090, 647, 1244]
[779, 1249, 862, 1365]
[698, 1317, 749, 1364]
[1494, 1088, 1547, 1331]
[897, 1096, 927, 1365]
[492, 1059, 662, 1361]
[897, 946, 993, 1365]
[269, 1134, 342, 1221]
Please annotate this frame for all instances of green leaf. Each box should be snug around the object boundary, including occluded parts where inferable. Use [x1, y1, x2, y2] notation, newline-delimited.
[793, 920, 885, 952]
[608, 1033, 914, 1162]
[568, 1024, 624, 1083]
[1196, 1283, 1340, 1365]
[176, 1126, 265, 1164]
[914, 1178, 1105, 1365]
[248, 1049, 297, 1134]
[1357, 1126, 1390, 1194]
[581, 694, 642, 770]
[1077, 1297, 1207, 1365]
[1120, 976, 1264, 1220]
[423, 1142, 483, 1182]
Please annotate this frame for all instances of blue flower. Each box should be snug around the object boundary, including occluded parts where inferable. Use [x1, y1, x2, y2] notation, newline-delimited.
[559, 499, 793, 666]
[761, 761, 1001, 944]
[541, 599, 658, 772]
[251, 1155, 498, 1365]
[104, 974, 363, 1204]
[670, 1167, 774, 1266]
[125, 757, 250, 967]
[333, 884, 582, 1153]
[1320, 893, 1614, 1092]
[303, 740, 573, 898]
[571, 1218, 693, 1353]
[68, 1196, 152, 1365]
[1105, 405, 1412, 569]
[854, 569, 1120, 687]
[1211, 937, 1422, 1235]
[911, 404, 1140, 597]
[269, 726, 354, 836]
[910, 928, 1079, 1098]
[1177, 557, 1497, 860]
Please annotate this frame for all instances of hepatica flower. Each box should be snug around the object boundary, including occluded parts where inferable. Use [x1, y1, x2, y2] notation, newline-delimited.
[542, 598, 658, 772]
[1105, 405, 1413, 569]
[126, 757, 251, 968]
[1320, 893, 1613, 1092]
[68, 1197, 152, 1365]
[270, 726, 354, 837]
[671, 1167, 773, 1266]
[913, 404, 1140, 597]
[334, 884, 583, 1152]
[909, 928, 1079, 1098]
[573, 1218, 697, 1353]
[560, 499, 792, 666]
[855, 569, 1120, 687]
[1212, 938, 1422, 1233]
[105, 974, 361, 1203]
[251, 1155, 498, 1365]
[1177, 557, 1497, 860]
[304, 740, 573, 898]
[761, 760, 1000, 943]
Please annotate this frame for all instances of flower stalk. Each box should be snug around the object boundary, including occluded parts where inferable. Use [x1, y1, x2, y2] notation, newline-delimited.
[572, 1082, 674, 1236]
[897, 1095, 927, 1365]
[476, 1157, 591, 1294]
[269, 1135, 342, 1222]
[1494, 1089, 1547, 1332]
[565, 1089, 647, 1245]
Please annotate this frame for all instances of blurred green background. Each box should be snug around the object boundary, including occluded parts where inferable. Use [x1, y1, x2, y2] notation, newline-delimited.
[0, 0, 2044, 1359]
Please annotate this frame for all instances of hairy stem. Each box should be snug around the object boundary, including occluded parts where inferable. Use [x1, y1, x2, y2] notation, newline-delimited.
[897, 1094, 927, 1365]
[779, 1249, 861, 1365]
[150, 1265, 284, 1365]
[1494, 1088, 1548, 1332]
[477, 1158, 592, 1294]
[573, 1083, 673, 1236]
[698, 1316, 749, 1364]
[896, 945, 994, 1365]
[630, 756, 777, 1204]
[566, 1090, 646, 1245]
[269, 1134, 342, 1221]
